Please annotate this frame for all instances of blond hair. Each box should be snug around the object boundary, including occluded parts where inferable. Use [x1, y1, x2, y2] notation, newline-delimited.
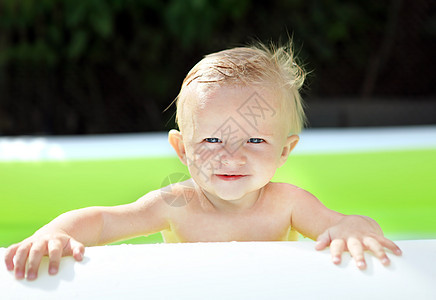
[175, 43, 306, 134]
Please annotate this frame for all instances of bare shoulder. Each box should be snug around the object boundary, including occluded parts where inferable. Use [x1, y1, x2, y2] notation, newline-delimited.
[136, 179, 197, 211]
[266, 182, 316, 200]
[263, 182, 321, 212]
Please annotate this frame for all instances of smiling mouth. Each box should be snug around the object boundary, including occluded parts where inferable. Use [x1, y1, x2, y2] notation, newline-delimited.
[215, 174, 247, 181]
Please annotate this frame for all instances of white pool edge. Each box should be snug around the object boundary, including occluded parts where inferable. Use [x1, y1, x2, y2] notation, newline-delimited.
[1, 125, 435, 161]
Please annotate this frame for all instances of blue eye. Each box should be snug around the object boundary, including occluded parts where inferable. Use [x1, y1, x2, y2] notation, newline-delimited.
[204, 138, 222, 143]
[248, 138, 265, 143]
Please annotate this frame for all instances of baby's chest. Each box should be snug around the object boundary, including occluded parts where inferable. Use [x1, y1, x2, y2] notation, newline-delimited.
[170, 212, 291, 242]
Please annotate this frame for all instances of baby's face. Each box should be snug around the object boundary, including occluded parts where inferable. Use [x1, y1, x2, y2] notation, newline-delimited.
[179, 83, 297, 204]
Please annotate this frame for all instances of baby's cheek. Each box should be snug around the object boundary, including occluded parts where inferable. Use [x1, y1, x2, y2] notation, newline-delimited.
[258, 151, 279, 164]
[187, 154, 217, 176]
[258, 154, 282, 176]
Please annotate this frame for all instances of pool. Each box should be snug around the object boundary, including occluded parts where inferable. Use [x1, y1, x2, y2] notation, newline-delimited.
[1, 125, 436, 246]
[2, 240, 436, 299]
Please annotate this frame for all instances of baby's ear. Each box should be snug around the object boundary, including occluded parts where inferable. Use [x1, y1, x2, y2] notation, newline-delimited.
[279, 135, 299, 167]
[168, 129, 187, 165]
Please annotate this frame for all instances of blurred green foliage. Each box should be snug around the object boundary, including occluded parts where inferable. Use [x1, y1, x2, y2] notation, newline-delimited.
[0, 0, 434, 134]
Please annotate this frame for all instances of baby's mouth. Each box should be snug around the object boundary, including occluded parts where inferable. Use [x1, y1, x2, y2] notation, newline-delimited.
[215, 174, 247, 181]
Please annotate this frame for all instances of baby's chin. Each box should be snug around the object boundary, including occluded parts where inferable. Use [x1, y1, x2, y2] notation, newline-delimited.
[214, 192, 247, 202]
[213, 186, 260, 203]
[198, 184, 247, 202]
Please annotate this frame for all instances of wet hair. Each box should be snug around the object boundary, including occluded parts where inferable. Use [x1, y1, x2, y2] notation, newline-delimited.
[175, 42, 307, 135]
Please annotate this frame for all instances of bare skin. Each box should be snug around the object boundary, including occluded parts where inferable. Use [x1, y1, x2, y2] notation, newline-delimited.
[4, 84, 401, 280]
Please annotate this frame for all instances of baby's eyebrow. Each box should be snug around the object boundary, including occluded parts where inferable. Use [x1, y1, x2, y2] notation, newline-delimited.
[248, 132, 274, 137]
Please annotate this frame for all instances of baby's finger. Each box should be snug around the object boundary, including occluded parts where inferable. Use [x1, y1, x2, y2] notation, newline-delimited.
[363, 237, 390, 266]
[315, 230, 331, 251]
[14, 243, 32, 280]
[26, 242, 47, 280]
[378, 237, 402, 256]
[47, 239, 63, 275]
[347, 238, 366, 270]
[70, 239, 85, 261]
[4, 244, 19, 271]
[330, 239, 345, 264]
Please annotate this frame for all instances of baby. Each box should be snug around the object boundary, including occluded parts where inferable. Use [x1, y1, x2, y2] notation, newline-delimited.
[4, 43, 402, 280]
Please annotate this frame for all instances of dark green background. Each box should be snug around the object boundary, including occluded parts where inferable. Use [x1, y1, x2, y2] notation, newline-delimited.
[1, 0, 434, 135]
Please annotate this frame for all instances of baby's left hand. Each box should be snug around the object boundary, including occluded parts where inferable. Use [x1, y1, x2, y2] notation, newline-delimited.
[315, 215, 402, 269]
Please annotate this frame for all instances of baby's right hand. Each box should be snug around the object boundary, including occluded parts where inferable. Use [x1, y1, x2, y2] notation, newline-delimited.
[4, 232, 84, 280]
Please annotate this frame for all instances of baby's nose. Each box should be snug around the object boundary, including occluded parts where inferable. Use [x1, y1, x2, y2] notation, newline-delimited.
[220, 153, 247, 167]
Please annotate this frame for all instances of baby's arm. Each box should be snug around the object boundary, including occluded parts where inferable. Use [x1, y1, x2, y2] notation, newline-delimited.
[4, 190, 169, 280]
[289, 188, 401, 269]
